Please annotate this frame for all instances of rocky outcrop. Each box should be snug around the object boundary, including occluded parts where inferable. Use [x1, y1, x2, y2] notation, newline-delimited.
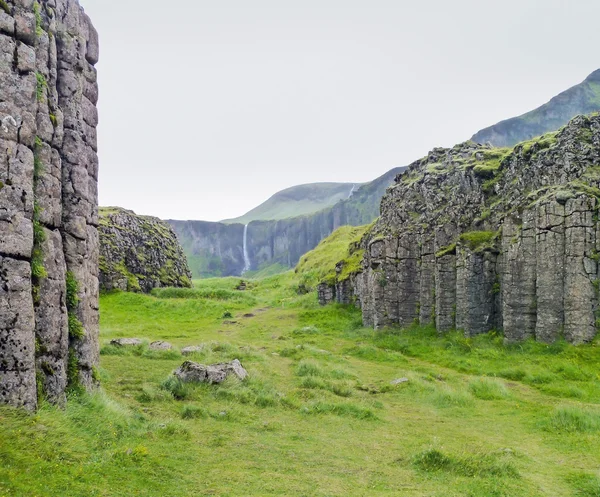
[472, 69, 600, 147]
[99, 207, 192, 293]
[321, 115, 600, 344]
[0, 0, 100, 409]
[169, 167, 406, 277]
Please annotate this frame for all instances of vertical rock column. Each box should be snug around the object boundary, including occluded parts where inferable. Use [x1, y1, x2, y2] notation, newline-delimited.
[33, 2, 69, 405]
[418, 237, 436, 326]
[534, 202, 565, 342]
[502, 212, 537, 342]
[455, 247, 498, 336]
[563, 196, 597, 343]
[55, 0, 100, 389]
[396, 234, 420, 326]
[0, 0, 41, 410]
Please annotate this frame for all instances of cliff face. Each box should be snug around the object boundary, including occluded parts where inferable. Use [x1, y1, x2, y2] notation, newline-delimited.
[169, 167, 406, 277]
[472, 69, 600, 147]
[0, 0, 99, 409]
[321, 115, 600, 344]
[99, 208, 192, 293]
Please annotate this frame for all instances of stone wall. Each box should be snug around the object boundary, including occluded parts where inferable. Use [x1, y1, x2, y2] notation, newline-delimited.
[320, 115, 600, 344]
[0, 0, 99, 409]
[99, 207, 192, 293]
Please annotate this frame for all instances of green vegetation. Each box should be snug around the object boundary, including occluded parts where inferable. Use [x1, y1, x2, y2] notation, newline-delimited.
[0, 0, 10, 15]
[222, 182, 361, 224]
[66, 271, 85, 340]
[1, 261, 600, 495]
[35, 72, 47, 102]
[435, 242, 456, 258]
[33, 1, 43, 36]
[459, 230, 498, 252]
[31, 139, 47, 303]
[295, 224, 369, 288]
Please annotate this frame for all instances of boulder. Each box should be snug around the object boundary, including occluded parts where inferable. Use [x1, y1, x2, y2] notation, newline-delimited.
[149, 341, 172, 351]
[173, 359, 248, 384]
[110, 338, 143, 347]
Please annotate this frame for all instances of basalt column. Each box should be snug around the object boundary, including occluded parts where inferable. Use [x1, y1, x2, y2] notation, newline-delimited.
[0, 0, 99, 410]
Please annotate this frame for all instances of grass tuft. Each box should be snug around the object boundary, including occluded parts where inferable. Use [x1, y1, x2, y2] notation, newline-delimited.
[545, 406, 600, 434]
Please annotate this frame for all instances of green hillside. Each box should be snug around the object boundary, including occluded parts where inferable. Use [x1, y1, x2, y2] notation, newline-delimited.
[221, 182, 360, 224]
[472, 68, 600, 147]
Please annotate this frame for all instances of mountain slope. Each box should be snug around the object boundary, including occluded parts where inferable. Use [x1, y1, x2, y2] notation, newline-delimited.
[221, 182, 361, 224]
[472, 69, 600, 147]
[169, 167, 405, 278]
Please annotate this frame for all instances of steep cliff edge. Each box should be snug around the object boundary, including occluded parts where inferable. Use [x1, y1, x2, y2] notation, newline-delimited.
[169, 167, 405, 277]
[321, 114, 600, 344]
[0, 0, 99, 409]
[472, 69, 600, 147]
[99, 208, 192, 293]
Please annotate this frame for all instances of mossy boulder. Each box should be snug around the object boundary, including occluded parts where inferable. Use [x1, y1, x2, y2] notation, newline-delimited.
[99, 207, 192, 293]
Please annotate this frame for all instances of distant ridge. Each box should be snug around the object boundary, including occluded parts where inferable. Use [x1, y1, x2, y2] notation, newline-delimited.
[472, 69, 600, 147]
[221, 182, 360, 224]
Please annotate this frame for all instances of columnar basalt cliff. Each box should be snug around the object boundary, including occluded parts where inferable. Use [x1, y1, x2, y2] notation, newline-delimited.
[99, 208, 192, 293]
[0, 0, 99, 409]
[320, 115, 600, 344]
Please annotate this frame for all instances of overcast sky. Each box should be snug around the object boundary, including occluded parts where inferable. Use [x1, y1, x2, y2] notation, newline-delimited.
[79, 0, 600, 222]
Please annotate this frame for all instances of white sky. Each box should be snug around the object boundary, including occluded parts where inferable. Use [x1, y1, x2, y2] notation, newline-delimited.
[79, 0, 600, 221]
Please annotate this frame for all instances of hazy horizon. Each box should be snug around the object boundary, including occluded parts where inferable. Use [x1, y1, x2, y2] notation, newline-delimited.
[79, 0, 600, 221]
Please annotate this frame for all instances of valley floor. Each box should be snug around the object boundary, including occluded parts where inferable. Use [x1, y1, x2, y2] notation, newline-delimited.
[1, 274, 600, 496]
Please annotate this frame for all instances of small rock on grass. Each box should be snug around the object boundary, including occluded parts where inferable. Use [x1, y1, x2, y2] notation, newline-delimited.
[174, 359, 248, 384]
[391, 378, 409, 385]
[110, 338, 143, 347]
[181, 345, 204, 355]
[149, 341, 172, 351]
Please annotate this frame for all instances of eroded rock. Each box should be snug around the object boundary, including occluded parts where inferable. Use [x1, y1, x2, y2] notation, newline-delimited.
[174, 359, 248, 384]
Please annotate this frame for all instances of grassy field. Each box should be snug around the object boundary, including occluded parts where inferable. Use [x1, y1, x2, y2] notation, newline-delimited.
[2, 258, 600, 495]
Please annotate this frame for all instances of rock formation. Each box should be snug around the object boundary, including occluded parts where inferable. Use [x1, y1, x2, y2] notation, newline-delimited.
[0, 0, 99, 409]
[320, 114, 600, 344]
[99, 207, 192, 293]
[169, 167, 405, 277]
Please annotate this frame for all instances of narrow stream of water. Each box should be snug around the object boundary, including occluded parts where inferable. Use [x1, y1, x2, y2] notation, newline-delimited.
[242, 224, 251, 274]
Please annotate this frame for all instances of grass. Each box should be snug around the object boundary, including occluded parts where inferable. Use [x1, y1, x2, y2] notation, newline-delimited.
[295, 224, 369, 288]
[2, 272, 600, 496]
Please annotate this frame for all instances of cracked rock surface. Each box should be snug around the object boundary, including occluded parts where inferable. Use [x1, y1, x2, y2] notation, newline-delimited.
[0, 0, 99, 409]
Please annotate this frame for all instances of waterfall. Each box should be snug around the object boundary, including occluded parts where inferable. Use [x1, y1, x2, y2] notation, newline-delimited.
[347, 184, 355, 199]
[242, 224, 251, 274]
